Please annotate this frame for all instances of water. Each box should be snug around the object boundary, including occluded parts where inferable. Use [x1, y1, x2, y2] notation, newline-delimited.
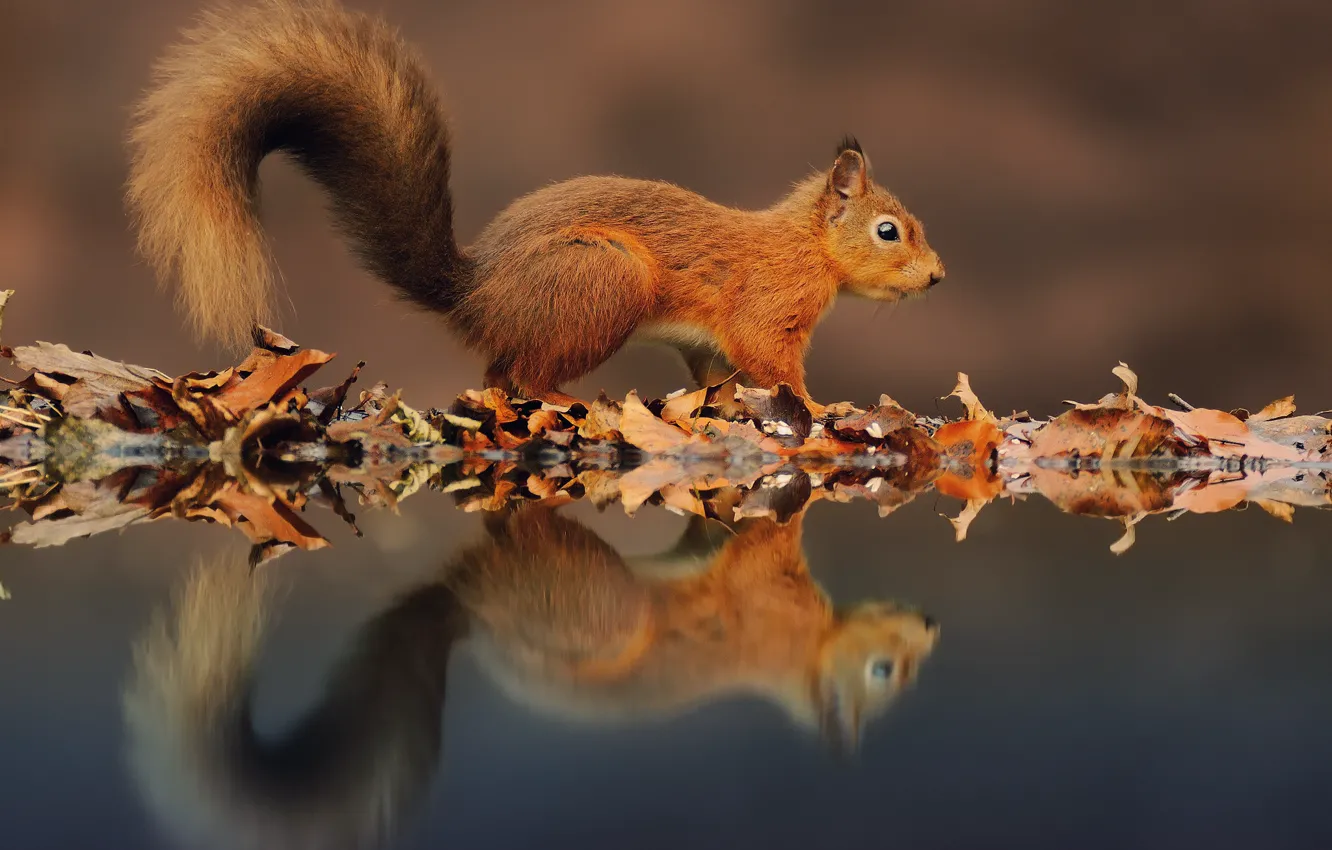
[4, 475, 1331, 850]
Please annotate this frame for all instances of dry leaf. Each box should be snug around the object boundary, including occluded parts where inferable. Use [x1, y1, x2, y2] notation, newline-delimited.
[619, 391, 689, 453]
[214, 347, 333, 416]
[1248, 395, 1297, 423]
[944, 373, 997, 424]
[1029, 407, 1178, 460]
[734, 384, 813, 440]
[1253, 499, 1295, 523]
[946, 498, 987, 542]
[578, 392, 624, 441]
[1109, 513, 1145, 555]
[660, 386, 710, 426]
[0, 289, 13, 344]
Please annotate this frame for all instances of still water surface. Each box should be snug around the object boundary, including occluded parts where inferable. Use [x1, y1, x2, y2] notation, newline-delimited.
[3, 491, 1330, 850]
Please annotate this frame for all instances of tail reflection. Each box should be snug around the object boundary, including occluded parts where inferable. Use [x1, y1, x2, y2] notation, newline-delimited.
[123, 558, 461, 850]
[124, 504, 937, 848]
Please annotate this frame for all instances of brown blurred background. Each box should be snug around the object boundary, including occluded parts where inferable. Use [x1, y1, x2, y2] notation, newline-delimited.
[3, 0, 1330, 414]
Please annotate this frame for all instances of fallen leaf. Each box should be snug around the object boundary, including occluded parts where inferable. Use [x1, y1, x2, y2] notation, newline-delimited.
[0, 289, 13, 344]
[1253, 499, 1295, 522]
[578, 392, 624, 440]
[11, 342, 170, 386]
[658, 483, 707, 517]
[1249, 395, 1297, 422]
[832, 401, 916, 443]
[660, 386, 710, 426]
[10, 504, 151, 547]
[1109, 513, 1146, 555]
[209, 487, 330, 552]
[1111, 362, 1139, 399]
[619, 392, 689, 453]
[944, 373, 997, 424]
[946, 498, 987, 542]
[214, 347, 333, 417]
[734, 384, 813, 440]
[1030, 407, 1178, 460]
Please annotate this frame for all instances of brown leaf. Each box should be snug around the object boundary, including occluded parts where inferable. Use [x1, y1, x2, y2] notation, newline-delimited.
[12, 343, 170, 422]
[619, 457, 689, 513]
[171, 377, 239, 437]
[1253, 499, 1295, 523]
[1030, 407, 1178, 460]
[1248, 395, 1297, 423]
[1026, 466, 1176, 518]
[831, 400, 916, 443]
[734, 384, 813, 439]
[1161, 408, 1303, 460]
[209, 487, 329, 552]
[660, 386, 710, 426]
[946, 498, 987, 542]
[1169, 478, 1248, 514]
[525, 408, 565, 437]
[253, 325, 300, 353]
[0, 289, 13, 344]
[578, 392, 623, 441]
[733, 470, 813, 523]
[1109, 513, 1146, 555]
[619, 392, 689, 453]
[822, 401, 865, 419]
[10, 342, 171, 386]
[658, 483, 707, 517]
[478, 388, 521, 424]
[944, 372, 997, 423]
[29, 372, 71, 401]
[10, 500, 152, 547]
[214, 348, 333, 417]
[310, 361, 365, 424]
[1245, 415, 1332, 457]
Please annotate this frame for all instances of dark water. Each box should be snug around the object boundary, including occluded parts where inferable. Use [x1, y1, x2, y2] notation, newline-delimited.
[3, 488, 1331, 850]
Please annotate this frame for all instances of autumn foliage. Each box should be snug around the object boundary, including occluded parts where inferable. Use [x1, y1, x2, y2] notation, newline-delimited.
[2, 290, 1329, 560]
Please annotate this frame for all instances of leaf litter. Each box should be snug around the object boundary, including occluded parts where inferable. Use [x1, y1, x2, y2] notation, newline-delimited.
[2, 290, 1330, 567]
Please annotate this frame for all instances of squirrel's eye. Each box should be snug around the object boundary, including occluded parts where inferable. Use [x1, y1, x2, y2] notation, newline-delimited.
[870, 659, 894, 680]
[876, 221, 900, 242]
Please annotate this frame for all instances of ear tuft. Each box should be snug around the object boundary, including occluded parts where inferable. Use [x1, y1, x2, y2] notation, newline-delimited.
[836, 135, 863, 157]
[830, 148, 867, 199]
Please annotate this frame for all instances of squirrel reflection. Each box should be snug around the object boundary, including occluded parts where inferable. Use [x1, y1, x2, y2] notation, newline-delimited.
[124, 502, 938, 849]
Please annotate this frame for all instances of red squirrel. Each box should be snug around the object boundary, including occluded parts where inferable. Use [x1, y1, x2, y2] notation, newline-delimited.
[128, 0, 945, 406]
[123, 506, 937, 849]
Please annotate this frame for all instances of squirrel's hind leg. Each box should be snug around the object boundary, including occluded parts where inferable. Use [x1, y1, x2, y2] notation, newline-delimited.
[467, 232, 656, 401]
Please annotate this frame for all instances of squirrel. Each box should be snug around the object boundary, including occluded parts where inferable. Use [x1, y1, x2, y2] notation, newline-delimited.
[123, 505, 938, 849]
[128, 0, 945, 406]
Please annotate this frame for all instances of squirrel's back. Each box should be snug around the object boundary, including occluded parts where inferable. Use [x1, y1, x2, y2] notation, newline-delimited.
[128, 0, 467, 349]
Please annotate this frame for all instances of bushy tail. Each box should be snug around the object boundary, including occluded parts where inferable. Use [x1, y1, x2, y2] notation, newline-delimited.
[127, 0, 469, 350]
[123, 557, 464, 850]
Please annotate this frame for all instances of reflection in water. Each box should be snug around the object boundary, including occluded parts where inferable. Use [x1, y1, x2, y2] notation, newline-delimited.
[123, 503, 937, 849]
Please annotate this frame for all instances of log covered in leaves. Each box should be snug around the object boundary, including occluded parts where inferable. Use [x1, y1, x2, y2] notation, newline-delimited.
[2, 290, 1330, 561]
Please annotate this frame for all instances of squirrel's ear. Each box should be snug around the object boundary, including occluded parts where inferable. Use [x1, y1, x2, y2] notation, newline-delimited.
[830, 149, 868, 199]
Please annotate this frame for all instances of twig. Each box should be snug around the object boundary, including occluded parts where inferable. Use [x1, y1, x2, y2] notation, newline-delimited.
[0, 465, 43, 489]
[0, 406, 48, 428]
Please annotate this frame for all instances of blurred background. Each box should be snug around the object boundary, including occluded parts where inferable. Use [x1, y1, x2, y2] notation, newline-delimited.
[5, 5, 1332, 846]
[3, 0, 1330, 414]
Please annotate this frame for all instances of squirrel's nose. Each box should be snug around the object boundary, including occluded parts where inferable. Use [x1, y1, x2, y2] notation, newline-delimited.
[927, 254, 945, 287]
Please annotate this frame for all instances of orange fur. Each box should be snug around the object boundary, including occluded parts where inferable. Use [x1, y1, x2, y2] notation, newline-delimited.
[451, 506, 940, 752]
[130, 1, 944, 398]
[123, 509, 937, 847]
